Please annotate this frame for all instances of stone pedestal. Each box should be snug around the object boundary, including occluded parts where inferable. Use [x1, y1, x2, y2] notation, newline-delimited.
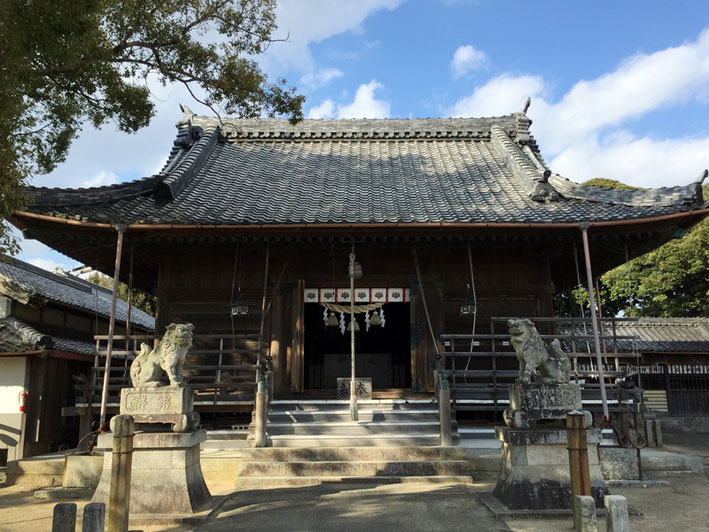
[120, 386, 199, 433]
[493, 426, 609, 510]
[92, 430, 210, 516]
[504, 382, 582, 428]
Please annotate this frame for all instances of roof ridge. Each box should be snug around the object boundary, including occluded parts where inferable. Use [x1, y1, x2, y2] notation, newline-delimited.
[549, 174, 705, 208]
[153, 127, 220, 201]
[181, 112, 518, 141]
[489, 124, 559, 203]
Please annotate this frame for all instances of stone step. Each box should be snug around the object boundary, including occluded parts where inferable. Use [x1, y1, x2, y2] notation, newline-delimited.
[235, 475, 473, 489]
[267, 401, 437, 412]
[238, 459, 470, 478]
[241, 446, 466, 462]
[257, 421, 451, 437]
[264, 410, 444, 423]
[265, 434, 457, 447]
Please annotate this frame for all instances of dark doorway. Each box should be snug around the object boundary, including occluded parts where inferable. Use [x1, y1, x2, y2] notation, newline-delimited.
[304, 303, 411, 390]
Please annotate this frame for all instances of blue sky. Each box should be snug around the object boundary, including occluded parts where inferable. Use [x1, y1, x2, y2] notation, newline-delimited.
[17, 0, 709, 271]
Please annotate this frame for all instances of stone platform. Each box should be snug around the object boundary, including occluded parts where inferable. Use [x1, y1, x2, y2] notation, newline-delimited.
[92, 429, 210, 516]
[493, 426, 608, 510]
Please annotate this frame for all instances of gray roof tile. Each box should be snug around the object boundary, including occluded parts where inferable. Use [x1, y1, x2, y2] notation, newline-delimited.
[24, 113, 707, 226]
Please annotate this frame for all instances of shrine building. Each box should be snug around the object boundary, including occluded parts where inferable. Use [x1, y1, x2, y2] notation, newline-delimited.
[9, 106, 709, 424]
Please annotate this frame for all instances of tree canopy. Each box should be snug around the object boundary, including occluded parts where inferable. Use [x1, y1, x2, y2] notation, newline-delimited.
[555, 179, 709, 318]
[86, 272, 156, 316]
[0, 0, 304, 254]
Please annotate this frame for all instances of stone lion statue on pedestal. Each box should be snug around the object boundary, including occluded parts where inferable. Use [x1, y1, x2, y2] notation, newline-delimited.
[507, 318, 571, 384]
[130, 322, 194, 387]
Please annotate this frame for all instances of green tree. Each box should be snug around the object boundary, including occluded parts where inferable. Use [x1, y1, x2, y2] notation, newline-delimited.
[0, 0, 304, 254]
[554, 180, 709, 317]
[86, 272, 156, 317]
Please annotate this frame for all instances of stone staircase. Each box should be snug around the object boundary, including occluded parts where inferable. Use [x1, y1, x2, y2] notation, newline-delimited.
[238, 400, 469, 487]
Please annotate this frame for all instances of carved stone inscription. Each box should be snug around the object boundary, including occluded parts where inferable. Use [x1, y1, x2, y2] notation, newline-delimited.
[121, 386, 192, 416]
[509, 383, 581, 412]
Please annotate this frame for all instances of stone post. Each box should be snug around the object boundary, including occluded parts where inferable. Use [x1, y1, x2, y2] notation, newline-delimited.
[82, 502, 106, 532]
[51, 503, 77, 532]
[438, 375, 452, 447]
[108, 415, 134, 532]
[254, 377, 268, 448]
[573, 495, 597, 532]
[604, 495, 630, 532]
[567, 412, 592, 499]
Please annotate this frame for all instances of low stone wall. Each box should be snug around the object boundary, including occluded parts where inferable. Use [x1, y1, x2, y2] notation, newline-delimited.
[659, 416, 709, 433]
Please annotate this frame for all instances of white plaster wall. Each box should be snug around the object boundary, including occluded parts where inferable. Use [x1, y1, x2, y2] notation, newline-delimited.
[0, 358, 26, 461]
[0, 357, 27, 413]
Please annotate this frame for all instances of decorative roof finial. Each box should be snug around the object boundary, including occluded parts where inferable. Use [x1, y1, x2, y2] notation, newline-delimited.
[178, 104, 195, 126]
[521, 97, 531, 115]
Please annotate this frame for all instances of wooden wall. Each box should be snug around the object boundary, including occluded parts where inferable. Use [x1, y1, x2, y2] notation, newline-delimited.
[155, 240, 556, 394]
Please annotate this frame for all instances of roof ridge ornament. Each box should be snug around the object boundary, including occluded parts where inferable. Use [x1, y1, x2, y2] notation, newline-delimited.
[513, 97, 532, 146]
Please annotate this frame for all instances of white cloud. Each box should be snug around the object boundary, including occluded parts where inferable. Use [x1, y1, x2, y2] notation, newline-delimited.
[549, 132, 709, 188]
[450, 45, 487, 78]
[448, 28, 709, 187]
[262, 0, 404, 74]
[337, 80, 391, 118]
[449, 74, 546, 117]
[300, 68, 344, 90]
[307, 99, 336, 119]
[26, 258, 67, 273]
[80, 170, 119, 188]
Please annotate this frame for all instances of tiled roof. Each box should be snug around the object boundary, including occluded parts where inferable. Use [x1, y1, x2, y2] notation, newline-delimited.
[555, 318, 709, 354]
[0, 316, 96, 356]
[0, 257, 155, 330]
[24, 109, 707, 226]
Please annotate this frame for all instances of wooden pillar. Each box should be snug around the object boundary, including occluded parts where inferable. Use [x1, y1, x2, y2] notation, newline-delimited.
[290, 279, 305, 393]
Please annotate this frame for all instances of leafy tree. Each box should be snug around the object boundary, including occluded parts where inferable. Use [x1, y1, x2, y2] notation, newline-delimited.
[554, 180, 709, 318]
[86, 272, 156, 317]
[581, 178, 639, 191]
[0, 0, 304, 254]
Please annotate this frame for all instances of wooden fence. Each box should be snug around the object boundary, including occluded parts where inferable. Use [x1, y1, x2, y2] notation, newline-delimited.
[75, 333, 262, 411]
[440, 316, 644, 415]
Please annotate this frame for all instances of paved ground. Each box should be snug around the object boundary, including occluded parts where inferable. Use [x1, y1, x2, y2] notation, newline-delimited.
[1, 432, 708, 531]
[197, 482, 510, 532]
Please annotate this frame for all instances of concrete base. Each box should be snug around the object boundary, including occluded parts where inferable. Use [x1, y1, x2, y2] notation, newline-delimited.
[492, 427, 608, 510]
[93, 430, 211, 516]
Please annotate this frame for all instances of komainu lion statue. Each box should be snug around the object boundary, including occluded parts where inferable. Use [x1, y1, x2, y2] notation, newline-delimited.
[130, 323, 194, 387]
[507, 318, 571, 384]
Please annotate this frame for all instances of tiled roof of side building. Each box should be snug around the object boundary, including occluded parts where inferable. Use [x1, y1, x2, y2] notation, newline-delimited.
[0, 256, 155, 330]
[0, 317, 97, 356]
[556, 318, 709, 354]
[24, 108, 707, 226]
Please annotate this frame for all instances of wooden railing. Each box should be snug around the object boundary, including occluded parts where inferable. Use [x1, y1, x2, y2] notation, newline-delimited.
[76, 333, 263, 410]
[439, 316, 644, 414]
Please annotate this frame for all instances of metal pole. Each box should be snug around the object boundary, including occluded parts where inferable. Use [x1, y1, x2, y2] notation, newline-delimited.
[580, 224, 610, 420]
[349, 246, 358, 421]
[125, 243, 133, 338]
[99, 225, 126, 429]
